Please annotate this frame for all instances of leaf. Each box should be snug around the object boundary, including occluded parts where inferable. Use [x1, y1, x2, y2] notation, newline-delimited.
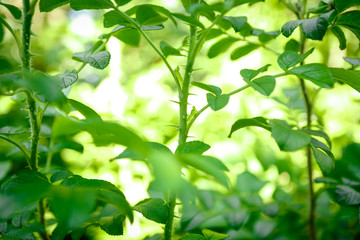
[73, 51, 111, 70]
[270, 119, 311, 151]
[191, 82, 222, 96]
[237, 172, 266, 192]
[330, 68, 360, 93]
[114, 28, 141, 46]
[175, 141, 210, 155]
[178, 154, 229, 188]
[223, 16, 247, 32]
[331, 26, 347, 50]
[343, 57, 360, 66]
[134, 198, 169, 224]
[240, 64, 271, 81]
[260, 202, 280, 217]
[336, 11, 360, 41]
[0, 3, 22, 19]
[289, 63, 334, 88]
[281, 20, 304, 37]
[301, 16, 328, 40]
[39, 0, 69, 12]
[70, 0, 114, 10]
[56, 69, 78, 89]
[0, 126, 27, 136]
[208, 38, 238, 58]
[103, 10, 129, 28]
[310, 145, 333, 174]
[50, 141, 83, 154]
[136, 5, 168, 26]
[202, 229, 228, 240]
[284, 39, 299, 52]
[246, 75, 275, 96]
[114, 0, 131, 6]
[258, 31, 280, 43]
[160, 41, 182, 57]
[314, 177, 339, 184]
[277, 48, 314, 70]
[335, 185, 360, 205]
[0, 24, 3, 43]
[68, 99, 103, 123]
[99, 214, 125, 235]
[224, 0, 265, 10]
[0, 161, 11, 181]
[299, 129, 332, 148]
[334, 0, 360, 12]
[254, 220, 276, 238]
[50, 169, 73, 183]
[206, 93, 230, 111]
[180, 234, 206, 240]
[180, 0, 191, 11]
[171, 13, 205, 29]
[230, 44, 259, 60]
[224, 210, 247, 228]
[228, 116, 271, 138]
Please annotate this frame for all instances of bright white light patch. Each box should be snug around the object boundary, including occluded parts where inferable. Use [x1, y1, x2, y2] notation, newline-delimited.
[70, 13, 96, 37]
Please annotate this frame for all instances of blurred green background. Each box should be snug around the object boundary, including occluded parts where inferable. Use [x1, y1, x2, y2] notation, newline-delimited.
[1, 0, 360, 239]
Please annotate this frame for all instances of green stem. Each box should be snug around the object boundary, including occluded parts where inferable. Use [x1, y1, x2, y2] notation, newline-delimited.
[0, 17, 22, 59]
[0, 135, 30, 164]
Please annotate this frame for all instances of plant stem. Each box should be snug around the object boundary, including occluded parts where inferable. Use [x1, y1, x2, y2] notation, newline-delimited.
[0, 17, 22, 59]
[0, 135, 30, 163]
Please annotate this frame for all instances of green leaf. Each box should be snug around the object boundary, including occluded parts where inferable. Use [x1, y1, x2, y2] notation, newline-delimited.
[335, 185, 360, 205]
[208, 37, 238, 58]
[258, 31, 280, 43]
[175, 141, 210, 155]
[99, 214, 125, 235]
[224, 210, 247, 228]
[0, 24, 4, 43]
[180, 234, 206, 240]
[331, 26, 347, 50]
[230, 43, 259, 60]
[0, 3, 22, 19]
[228, 117, 271, 138]
[281, 20, 304, 37]
[134, 198, 169, 224]
[246, 75, 275, 96]
[136, 5, 168, 26]
[202, 229, 228, 240]
[299, 129, 332, 148]
[270, 119, 311, 151]
[224, 0, 265, 10]
[310, 145, 333, 174]
[178, 154, 229, 188]
[0, 161, 11, 181]
[289, 63, 334, 88]
[240, 64, 271, 81]
[314, 177, 339, 184]
[70, 0, 114, 10]
[301, 16, 328, 40]
[50, 169, 73, 183]
[336, 11, 360, 41]
[114, 0, 131, 6]
[223, 16, 247, 32]
[254, 220, 276, 238]
[330, 68, 360, 93]
[160, 41, 182, 57]
[56, 69, 78, 89]
[103, 10, 129, 28]
[68, 99, 103, 123]
[260, 202, 280, 217]
[0, 126, 27, 136]
[206, 93, 230, 111]
[277, 48, 314, 70]
[39, 0, 69, 12]
[344, 57, 360, 66]
[335, 0, 360, 12]
[73, 50, 111, 70]
[284, 39, 299, 52]
[191, 81, 222, 96]
[237, 172, 266, 192]
[114, 28, 141, 46]
[50, 140, 83, 153]
[172, 13, 205, 29]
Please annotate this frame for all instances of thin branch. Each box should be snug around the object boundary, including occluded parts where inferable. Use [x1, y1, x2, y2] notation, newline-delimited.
[0, 135, 30, 163]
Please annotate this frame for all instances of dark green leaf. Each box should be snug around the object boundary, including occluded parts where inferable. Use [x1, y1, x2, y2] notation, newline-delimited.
[73, 51, 111, 70]
[202, 229, 228, 240]
[299, 129, 332, 148]
[208, 37, 238, 58]
[0, 3, 22, 19]
[335, 0, 360, 12]
[223, 16, 247, 32]
[103, 10, 129, 28]
[301, 16, 328, 40]
[314, 177, 339, 184]
[335, 185, 360, 205]
[50, 169, 73, 183]
[136, 5, 168, 26]
[331, 26, 347, 50]
[56, 70, 78, 89]
[134, 198, 169, 224]
[330, 68, 360, 93]
[206, 93, 230, 111]
[284, 39, 299, 52]
[281, 20, 304, 37]
[290, 63, 334, 88]
[228, 116, 271, 138]
[114, 28, 141, 46]
[175, 141, 210, 155]
[0, 24, 3, 43]
[50, 141, 83, 153]
[240, 64, 271, 81]
[277, 48, 314, 70]
[237, 171, 266, 192]
[160, 41, 182, 57]
[68, 99, 103, 123]
[205, 29, 223, 40]
[246, 75, 275, 96]
[39, 0, 69, 12]
[310, 145, 333, 174]
[224, 0, 265, 10]
[230, 44, 259, 60]
[172, 13, 205, 29]
[270, 119, 311, 151]
[70, 0, 114, 10]
[99, 214, 125, 235]
[336, 11, 360, 41]
[344, 57, 360, 66]
[258, 31, 280, 43]
[114, 0, 131, 6]
[191, 81, 222, 95]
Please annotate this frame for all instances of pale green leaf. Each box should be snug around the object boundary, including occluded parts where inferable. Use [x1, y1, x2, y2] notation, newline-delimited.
[206, 93, 229, 111]
[228, 117, 271, 138]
